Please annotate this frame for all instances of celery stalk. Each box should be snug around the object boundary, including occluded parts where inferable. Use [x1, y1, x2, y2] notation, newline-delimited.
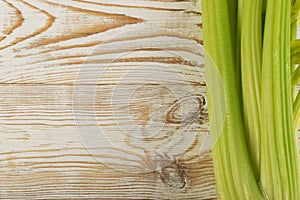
[202, 0, 300, 199]
[260, 0, 300, 199]
[202, 0, 264, 199]
[241, 0, 263, 179]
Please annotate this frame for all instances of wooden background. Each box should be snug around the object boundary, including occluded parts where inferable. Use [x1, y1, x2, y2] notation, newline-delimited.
[0, 0, 216, 199]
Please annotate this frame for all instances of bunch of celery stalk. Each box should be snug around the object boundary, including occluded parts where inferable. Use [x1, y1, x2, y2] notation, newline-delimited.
[202, 0, 300, 199]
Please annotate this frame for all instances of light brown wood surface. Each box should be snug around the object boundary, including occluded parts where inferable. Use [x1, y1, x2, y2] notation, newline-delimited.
[0, 0, 216, 199]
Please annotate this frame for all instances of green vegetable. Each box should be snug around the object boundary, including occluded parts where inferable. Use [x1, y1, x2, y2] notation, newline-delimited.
[241, 0, 263, 179]
[291, 40, 300, 65]
[260, 1, 299, 199]
[202, 0, 300, 199]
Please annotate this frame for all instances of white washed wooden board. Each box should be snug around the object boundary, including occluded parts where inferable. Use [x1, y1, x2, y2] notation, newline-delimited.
[0, 0, 216, 199]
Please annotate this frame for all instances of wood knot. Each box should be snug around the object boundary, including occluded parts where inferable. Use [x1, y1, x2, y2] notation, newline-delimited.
[166, 94, 207, 125]
[159, 160, 188, 189]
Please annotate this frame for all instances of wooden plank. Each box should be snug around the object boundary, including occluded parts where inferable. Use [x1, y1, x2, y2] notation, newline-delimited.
[0, 0, 202, 84]
[0, 85, 215, 199]
[0, 0, 216, 199]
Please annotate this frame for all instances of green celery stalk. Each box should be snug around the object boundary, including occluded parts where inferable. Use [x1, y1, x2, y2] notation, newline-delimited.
[260, 0, 300, 199]
[291, 0, 300, 97]
[202, 0, 264, 199]
[292, 0, 300, 40]
[202, 0, 300, 199]
[241, 0, 263, 179]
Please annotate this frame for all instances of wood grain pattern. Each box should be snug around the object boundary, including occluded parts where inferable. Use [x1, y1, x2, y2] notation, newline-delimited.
[0, 0, 216, 199]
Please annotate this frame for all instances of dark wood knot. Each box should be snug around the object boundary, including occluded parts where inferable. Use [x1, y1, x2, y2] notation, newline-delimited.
[166, 94, 207, 125]
[159, 160, 188, 189]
